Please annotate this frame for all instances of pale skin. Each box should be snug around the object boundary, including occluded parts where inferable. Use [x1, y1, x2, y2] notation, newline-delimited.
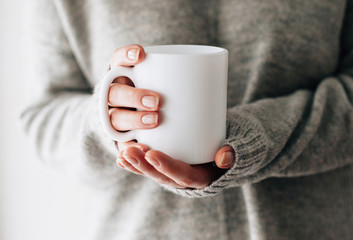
[109, 44, 235, 189]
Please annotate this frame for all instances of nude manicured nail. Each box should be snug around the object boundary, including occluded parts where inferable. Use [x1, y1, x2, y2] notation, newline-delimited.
[220, 151, 234, 168]
[123, 154, 138, 165]
[142, 95, 158, 108]
[116, 158, 124, 168]
[127, 48, 140, 61]
[142, 114, 158, 125]
[120, 158, 132, 167]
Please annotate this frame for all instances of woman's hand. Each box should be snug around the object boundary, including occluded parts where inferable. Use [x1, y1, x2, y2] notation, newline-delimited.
[109, 44, 161, 143]
[117, 142, 235, 189]
[110, 44, 235, 189]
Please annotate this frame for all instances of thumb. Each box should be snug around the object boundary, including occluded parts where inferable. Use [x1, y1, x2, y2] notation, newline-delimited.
[215, 146, 235, 169]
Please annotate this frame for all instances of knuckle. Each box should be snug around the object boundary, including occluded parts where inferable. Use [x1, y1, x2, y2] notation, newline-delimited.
[114, 82, 127, 94]
[111, 48, 122, 66]
[111, 46, 131, 66]
[110, 83, 140, 108]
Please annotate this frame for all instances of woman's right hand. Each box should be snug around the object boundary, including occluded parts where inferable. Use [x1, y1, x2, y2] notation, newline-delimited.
[108, 44, 161, 153]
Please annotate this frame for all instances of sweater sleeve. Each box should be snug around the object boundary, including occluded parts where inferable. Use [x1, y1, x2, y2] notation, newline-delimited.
[20, 0, 127, 188]
[166, 2, 353, 198]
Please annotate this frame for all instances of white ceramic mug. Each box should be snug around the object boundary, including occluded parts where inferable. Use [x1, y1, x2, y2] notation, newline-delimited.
[99, 45, 228, 164]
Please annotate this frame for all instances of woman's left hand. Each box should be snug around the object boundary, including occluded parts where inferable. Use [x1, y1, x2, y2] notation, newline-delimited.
[116, 142, 235, 189]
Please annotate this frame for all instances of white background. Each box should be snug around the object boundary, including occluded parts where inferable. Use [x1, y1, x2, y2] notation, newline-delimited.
[0, 1, 101, 240]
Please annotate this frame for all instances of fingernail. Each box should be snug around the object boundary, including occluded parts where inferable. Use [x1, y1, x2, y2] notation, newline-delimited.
[127, 48, 140, 61]
[142, 95, 158, 109]
[116, 158, 124, 168]
[123, 154, 138, 165]
[145, 156, 160, 167]
[120, 159, 131, 167]
[142, 114, 158, 125]
[220, 151, 234, 168]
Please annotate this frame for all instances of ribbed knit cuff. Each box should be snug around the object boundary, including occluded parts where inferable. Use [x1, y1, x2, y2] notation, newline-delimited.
[162, 110, 268, 198]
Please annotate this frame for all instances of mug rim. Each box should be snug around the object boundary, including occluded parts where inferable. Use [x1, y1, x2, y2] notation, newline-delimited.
[144, 44, 227, 56]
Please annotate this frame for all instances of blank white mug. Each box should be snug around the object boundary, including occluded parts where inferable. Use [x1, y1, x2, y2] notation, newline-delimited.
[99, 45, 228, 164]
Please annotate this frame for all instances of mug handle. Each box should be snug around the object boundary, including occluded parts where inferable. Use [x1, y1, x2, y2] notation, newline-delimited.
[99, 67, 137, 142]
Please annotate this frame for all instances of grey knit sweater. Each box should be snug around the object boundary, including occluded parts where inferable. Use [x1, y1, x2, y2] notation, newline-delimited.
[21, 0, 353, 239]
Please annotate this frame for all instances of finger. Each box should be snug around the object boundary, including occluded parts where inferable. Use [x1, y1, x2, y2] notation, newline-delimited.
[110, 108, 160, 131]
[108, 83, 161, 111]
[118, 141, 149, 153]
[116, 155, 144, 176]
[111, 44, 145, 67]
[215, 146, 235, 169]
[145, 150, 212, 189]
[122, 147, 186, 189]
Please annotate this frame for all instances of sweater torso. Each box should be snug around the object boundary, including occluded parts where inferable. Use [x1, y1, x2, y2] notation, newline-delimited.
[38, 0, 353, 239]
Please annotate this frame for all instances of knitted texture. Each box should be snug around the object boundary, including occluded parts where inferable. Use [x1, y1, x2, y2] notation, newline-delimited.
[21, 0, 353, 239]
